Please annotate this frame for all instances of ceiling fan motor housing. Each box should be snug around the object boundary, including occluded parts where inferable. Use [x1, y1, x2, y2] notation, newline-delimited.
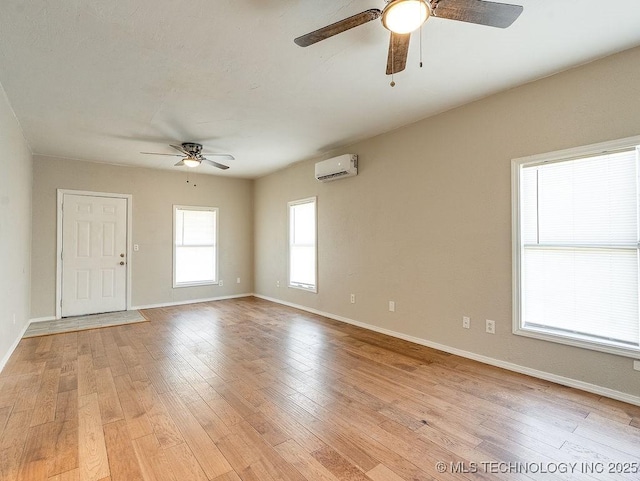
[182, 142, 203, 157]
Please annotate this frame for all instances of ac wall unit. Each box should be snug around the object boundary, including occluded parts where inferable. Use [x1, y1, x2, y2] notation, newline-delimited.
[315, 154, 358, 182]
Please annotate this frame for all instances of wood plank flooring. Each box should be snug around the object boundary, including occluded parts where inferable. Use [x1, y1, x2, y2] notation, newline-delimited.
[1, 297, 640, 481]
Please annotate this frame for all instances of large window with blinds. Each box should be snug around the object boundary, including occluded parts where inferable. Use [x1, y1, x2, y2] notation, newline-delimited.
[513, 137, 640, 357]
[173, 206, 218, 287]
[288, 197, 317, 292]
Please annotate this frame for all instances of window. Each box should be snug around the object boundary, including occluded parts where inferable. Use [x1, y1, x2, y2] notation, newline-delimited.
[513, 137, 640, 357]
[173, 206, 218, 287]
[288, 197, 317, 292]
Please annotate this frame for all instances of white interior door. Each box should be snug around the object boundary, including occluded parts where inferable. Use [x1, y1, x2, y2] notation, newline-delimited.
[61, 194, 128, 317]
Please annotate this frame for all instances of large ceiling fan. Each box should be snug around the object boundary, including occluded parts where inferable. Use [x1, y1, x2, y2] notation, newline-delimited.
[295, 0, 523, 77]
[141, 143, 234, 170]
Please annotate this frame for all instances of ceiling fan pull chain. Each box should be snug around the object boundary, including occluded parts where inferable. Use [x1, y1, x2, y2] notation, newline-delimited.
[420, 23, 424, 68]
[390, 36, 396, 87]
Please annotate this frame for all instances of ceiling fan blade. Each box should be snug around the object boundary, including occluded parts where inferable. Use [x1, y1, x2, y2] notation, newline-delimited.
[170, 144, 190, 155]
[174, 159, 185, 167]
[432, 0, 523, 28]
[386, 32, 411, 75]
[202, 153, 235, 161]
[294, 9, 382, 47]
[140, 151, 182, 157]
[203, 158, 230, 170]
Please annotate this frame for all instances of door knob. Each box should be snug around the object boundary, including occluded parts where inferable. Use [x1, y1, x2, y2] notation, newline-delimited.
[120, 261, 125, 265]
[120, 253, 125, 257]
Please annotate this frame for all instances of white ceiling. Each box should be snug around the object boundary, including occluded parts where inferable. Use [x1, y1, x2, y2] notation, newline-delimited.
[1, 0, 640, 178]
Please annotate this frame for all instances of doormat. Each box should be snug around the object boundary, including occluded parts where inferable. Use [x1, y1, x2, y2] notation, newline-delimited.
[23, 310, 149, 338]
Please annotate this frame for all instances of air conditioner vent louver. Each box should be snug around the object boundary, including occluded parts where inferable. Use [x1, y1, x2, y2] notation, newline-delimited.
[317, 171, 349, 181]
[315, 154, 357, 182]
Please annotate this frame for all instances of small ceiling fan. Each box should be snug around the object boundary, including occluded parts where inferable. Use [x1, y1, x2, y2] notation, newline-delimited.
[141, 143, 234, 170]
[295, 0, 523, 76]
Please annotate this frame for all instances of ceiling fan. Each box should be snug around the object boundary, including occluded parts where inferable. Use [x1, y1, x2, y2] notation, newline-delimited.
[294, 0, 523, 77]
[141, 143, 234, 170]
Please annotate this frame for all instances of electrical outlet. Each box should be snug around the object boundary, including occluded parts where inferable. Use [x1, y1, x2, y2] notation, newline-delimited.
[133, 244, 139, 251]
[350, 294, 356, 304]
[276, 280, 280, 288]
[236, 277, 241, 284]
[462, 316, 470, 329]
[634, 360, 640, 372]
[486, 319, 496, 334]
[219, 280, 224, 287]
[389, 301, 395, 312]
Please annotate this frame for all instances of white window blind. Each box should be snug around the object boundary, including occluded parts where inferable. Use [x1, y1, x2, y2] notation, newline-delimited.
[518, 148, 640, 352]
[289, 198, 316, 291]
[174, 206, 217, 286]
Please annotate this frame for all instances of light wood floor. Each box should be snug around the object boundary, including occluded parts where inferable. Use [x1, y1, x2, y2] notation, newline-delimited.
[1, 298, 639, 481]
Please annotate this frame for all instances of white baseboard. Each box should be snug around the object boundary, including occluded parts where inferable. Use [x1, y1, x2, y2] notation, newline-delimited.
[253, 294, 640, 407]
[132, 293, 253, 311]
[0, 321, 31, 374]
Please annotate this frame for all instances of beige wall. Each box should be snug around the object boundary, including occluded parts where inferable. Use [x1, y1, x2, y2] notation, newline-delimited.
[254, 46, 640, 398]
[31, 157, 254, 318]
[0, 82, 32, 368]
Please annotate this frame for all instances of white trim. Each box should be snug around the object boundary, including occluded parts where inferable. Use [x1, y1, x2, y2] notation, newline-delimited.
[287, 196, 318, 293]
[511, 157, 521, 350]
[511, 136, 640, 359]
[0, 321, 31, 374]
[288, 283, 318, 293]
[56, 189, 133, 320]
[173, 205, 219, 288]
[513, 135, 640, 166]
[253, 294, 640, 407]
[515, 325, 640, 358]
[132, 293, 252, 310]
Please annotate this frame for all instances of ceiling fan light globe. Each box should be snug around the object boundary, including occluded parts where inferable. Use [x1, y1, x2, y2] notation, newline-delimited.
[183, 158, 200, 168]
[382, 0, 430, 34]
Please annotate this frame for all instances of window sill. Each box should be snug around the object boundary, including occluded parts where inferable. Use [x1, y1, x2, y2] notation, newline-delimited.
[173, 281, 219, 289]
[288, 283, 317, 293]
[513, 324, 640, 359]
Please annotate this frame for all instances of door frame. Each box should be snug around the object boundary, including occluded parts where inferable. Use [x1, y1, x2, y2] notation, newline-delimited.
[56, 189, 133, 319]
